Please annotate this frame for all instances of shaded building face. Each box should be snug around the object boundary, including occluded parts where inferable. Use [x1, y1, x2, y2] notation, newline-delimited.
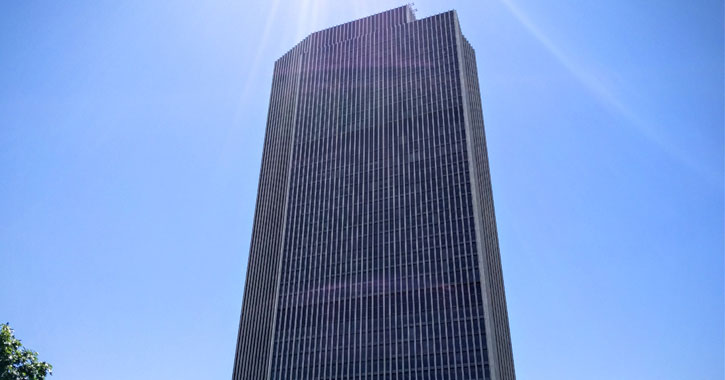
[233, 6, 515, 380]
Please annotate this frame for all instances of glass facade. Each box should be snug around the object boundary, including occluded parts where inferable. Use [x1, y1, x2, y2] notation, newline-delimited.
[233, 6, 515, 380]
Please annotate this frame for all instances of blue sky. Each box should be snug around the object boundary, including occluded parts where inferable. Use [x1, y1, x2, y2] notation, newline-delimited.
[1, 1, 722, 379]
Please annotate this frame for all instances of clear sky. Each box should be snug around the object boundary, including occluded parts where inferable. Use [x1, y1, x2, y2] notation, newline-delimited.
[1, 1, 722, 379]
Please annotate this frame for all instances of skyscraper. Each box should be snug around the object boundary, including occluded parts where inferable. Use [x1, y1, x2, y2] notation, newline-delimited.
[232, 6, 515, 380]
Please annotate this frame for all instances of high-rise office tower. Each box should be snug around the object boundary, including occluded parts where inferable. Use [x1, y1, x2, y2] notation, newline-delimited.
[232, 6, 515, 379]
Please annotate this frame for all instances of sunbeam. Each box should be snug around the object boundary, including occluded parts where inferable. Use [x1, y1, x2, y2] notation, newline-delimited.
[238, 0, 282, 104]
[500, 0, 721, 187]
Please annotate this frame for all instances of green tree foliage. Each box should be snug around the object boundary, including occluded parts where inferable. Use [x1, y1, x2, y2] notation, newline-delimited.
[1, 323, 52, 380]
